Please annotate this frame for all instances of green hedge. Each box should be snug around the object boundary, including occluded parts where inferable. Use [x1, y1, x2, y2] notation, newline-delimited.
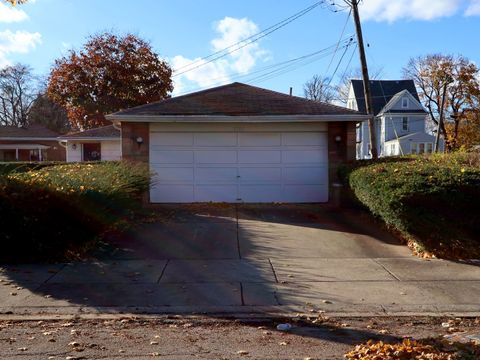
[0, 161, 150, 262]
[343, 153, 480, 259]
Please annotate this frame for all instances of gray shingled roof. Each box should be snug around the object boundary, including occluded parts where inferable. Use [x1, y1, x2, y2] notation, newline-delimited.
[0, 123, 59, 138]
[110, 82, 361, 117]
[59, 125, 120, 140]
[351, 79, 421, 115]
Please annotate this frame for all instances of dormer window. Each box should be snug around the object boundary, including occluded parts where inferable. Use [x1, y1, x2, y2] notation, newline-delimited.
[402, 97, 409, 108]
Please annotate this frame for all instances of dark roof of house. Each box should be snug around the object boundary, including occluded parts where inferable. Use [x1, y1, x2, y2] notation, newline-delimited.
[110, 82, 361, 117]
[351, 80, 421, 115]
[59, 125, 120, 139]
[0, 123, 59, 138]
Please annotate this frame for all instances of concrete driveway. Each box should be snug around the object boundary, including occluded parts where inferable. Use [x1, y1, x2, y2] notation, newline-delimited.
[1, 204, 480, 316]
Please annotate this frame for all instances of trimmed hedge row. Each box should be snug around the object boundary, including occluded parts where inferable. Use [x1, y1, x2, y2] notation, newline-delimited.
[343, 153, 480, 259]
[0, 161, 150, 263]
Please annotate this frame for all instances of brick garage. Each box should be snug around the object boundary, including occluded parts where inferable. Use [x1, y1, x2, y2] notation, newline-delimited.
[108, 83, 366, 203]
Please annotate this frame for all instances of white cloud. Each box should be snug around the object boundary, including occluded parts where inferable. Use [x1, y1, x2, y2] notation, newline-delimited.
[171, 17, 269, 95]
[0, 2, 29, 23]
[0, 30, 42, 67]
[356, 0, 480, 22]
[465, 0, 480, 15]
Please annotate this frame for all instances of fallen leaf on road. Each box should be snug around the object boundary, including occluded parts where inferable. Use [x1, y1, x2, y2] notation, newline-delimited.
[236, 350, 249, 355]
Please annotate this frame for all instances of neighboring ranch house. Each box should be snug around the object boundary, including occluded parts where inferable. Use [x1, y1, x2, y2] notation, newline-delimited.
[347, 79, 443, 159]
[0, 124, 65, 162]
[107, 82, 368, 203]
[58, 125, 121, 162]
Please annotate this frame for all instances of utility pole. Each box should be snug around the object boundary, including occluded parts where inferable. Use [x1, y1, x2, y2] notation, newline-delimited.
[348, 0, 378, 159]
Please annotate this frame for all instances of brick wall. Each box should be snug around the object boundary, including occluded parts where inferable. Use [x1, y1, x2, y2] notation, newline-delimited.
[121, 122, 149, 163]
[328, 121, 356, 200]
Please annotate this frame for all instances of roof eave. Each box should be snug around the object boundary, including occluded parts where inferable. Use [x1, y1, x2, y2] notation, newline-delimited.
[0, 137, 60, 141]
[57, 137, 120, 141]
[105, 114, 369, 123]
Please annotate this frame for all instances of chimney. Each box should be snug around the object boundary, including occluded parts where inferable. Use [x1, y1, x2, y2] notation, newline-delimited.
[289, 87, 293, 96]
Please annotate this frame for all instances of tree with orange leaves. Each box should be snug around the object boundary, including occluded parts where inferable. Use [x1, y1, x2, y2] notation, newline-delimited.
[47, 32, 173, 130]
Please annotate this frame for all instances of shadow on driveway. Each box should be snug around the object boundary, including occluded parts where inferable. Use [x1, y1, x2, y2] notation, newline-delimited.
[3, 204, 480, 341]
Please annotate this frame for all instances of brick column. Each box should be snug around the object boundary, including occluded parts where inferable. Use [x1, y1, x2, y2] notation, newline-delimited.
[328, 121, 356, 202]
[121, 122, 149, 163]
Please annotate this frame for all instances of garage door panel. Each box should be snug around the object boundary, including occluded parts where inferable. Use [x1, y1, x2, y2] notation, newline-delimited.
[283, 185, 328, 202]
[239, 133, 281, 146]
[196, 167, 237, 183]
[196, 150, 237, 164]
[239, 185, 283, 203]
[238, 150, 281, 164]
[150, 185, 194, 203]
[150, 133, 193, 146]
[239, 167, 281, 183]
[149, 129, 328, 203]
[282, 150, 327, 164]
[283, 132, 327, 146]
[152, 167, 194, 183]
[195, 133, 237, 146]
[195, 185, 238, 202]
[150, 150, 194, 164]
[284, 167, 328, 184]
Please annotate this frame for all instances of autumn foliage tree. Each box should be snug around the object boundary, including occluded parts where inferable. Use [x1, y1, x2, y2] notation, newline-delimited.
[47, 32, 173, 129]
[403, 54, 480, 150]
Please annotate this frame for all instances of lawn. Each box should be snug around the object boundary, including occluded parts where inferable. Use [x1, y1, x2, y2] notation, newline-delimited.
[0, 161, 150, 263]
[340, 152, 480, 259]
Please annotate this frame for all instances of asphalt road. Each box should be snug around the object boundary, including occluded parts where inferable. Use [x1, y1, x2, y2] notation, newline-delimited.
[0, 316, 479, 359]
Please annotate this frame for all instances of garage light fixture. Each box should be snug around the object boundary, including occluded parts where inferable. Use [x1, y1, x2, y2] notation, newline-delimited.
[335, 135, 342, 143]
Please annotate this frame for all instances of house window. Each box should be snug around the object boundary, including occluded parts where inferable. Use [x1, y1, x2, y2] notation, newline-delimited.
[426, 143, 433, 153]
[402, 98, 409, 108]
[390, 143, 396, 155]
[411, 143, 417, 154]
[418, 143, 425, 154]
[83, 143, 101, 161]
[402, 117, 409, 131]
[29, 149, 40, 161]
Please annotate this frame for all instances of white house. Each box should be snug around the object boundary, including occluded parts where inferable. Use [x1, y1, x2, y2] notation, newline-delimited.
[58, 125, 121, 162]
[347, 79, 443, 159]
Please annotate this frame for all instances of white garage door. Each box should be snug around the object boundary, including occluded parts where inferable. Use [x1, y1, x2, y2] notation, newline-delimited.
[149, 124, 328, 203]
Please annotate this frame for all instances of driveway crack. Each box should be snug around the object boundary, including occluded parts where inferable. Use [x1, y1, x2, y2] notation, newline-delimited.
[236, 203, 241, 259]
[268, 258, 279, 283]
[373, 258, 401, 281]
[240, 282, 245, 306]
[157, 259, 170, 283]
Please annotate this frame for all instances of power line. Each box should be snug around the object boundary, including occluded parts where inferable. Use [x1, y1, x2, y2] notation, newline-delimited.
[173, 1, 326, 78]
[325, 8, 352, 76]
[246, 40, 354, 85]
[326, 38, 353, 87]
[172, 38, 354, 97]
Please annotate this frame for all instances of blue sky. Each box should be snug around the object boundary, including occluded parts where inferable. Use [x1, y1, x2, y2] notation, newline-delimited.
[1, 0, 480, 97]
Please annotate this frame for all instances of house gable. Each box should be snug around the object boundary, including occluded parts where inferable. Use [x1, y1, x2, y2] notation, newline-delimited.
[378, 89, 426, 116]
